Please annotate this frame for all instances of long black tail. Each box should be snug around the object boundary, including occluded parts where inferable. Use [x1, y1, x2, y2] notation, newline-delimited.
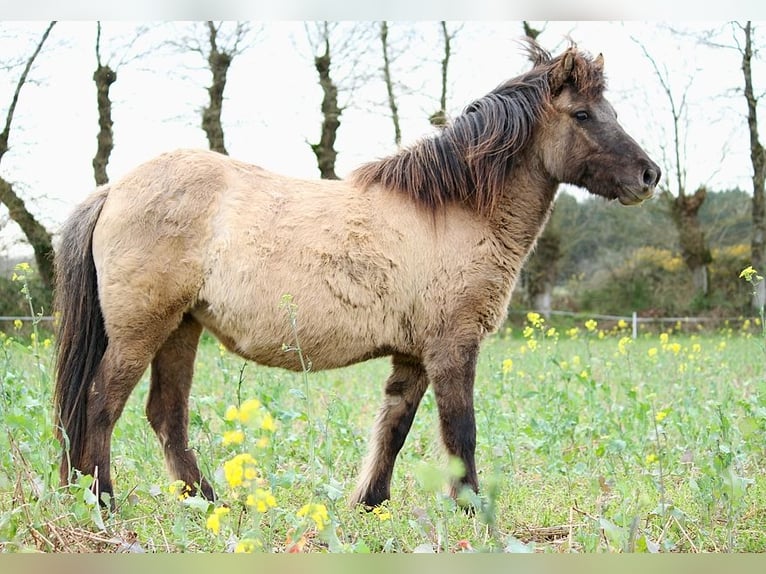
[53, 186, 110, 484]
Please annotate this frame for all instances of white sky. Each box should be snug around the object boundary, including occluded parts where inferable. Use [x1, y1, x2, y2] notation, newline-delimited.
[0, 20, 761, 258]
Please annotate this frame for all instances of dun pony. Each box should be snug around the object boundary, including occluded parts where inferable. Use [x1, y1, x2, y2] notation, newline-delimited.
[53, 41, 660, 509]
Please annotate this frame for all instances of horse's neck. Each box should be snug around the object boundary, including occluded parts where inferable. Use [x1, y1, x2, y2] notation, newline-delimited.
[488, 166, 559, 259]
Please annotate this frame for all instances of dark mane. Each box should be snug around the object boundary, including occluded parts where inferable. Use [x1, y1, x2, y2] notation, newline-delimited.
[351, 40, 607, 215]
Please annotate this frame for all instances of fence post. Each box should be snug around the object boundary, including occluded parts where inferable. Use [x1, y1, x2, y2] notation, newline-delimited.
[632, 311, 638, 340]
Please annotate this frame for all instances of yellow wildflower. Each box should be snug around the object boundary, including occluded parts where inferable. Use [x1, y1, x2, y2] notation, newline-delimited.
[546, 327, 557, 338]
[645, 453, 658, 465]
[647, 347, 658, 358]
[234, 539, 259, 553]
[13, 319, 22, 330]
[617, 336, 632, 355]
[501, 358, 513, 374]
[655, 410, 668, 423]
[168, 480, 191, 500]
[739, 265, 762, 282]
[617, 319, 628, 330]
[206, 506, 230, 535]
[223, 453, 257, 488]
[239, 398, 262, 423]
[222, 429, 245, 446]
[659, 333, 669, 346]
[526, 311, 543, 327]
[668, 342, 681, 355]
[526, 339, 538, 351]
[224, 405, 239, 422]
[584, 319, 597, 332]
[246, 488, 277, 513]
[566, 327, 579, 339]
[297, 502, 330, 531]
[372, 506, 392, 521]
[522, 326, 534, 339]
[260, 412, 275, 432]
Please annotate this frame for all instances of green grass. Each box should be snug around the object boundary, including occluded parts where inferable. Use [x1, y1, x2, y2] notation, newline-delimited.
[1, 312, 765, 553]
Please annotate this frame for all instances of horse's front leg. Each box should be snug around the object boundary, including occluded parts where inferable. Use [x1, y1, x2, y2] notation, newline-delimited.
[350, 354, 429, 508]
[425, 340, 480, 501]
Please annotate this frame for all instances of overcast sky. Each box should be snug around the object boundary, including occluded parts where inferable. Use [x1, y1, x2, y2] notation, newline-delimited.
[0, 20, 761, 257]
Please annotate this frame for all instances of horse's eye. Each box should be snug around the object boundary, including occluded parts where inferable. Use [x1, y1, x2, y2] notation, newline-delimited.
[573, 110, 589, 121]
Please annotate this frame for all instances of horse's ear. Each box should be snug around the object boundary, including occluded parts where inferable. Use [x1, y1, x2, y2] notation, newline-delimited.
[594, 53, 604, 73]
[550, 50, 576, 93]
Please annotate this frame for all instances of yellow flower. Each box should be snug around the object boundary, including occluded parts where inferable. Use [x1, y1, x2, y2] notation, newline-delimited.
[566, 327, 579, 339]
[224, 405, 239, 421]
[526, 339, 538, 351]
[645, 453, 658, 465]
[617, 319, 628, 330]
[260, 412, 275, 432]
[372, 506, 392, 521]
[655, 410, 668, 423]
[739, 265, 763, 282]
[659, 333, 669, 346]
[297, 502, 330, 531]
[584, 319, 597, 332]
[501, 358, 513, 374]
[222, 429, 245, 446]
[526, 311, 543, 327]
[239, 398, 262, 423]
[647, 347, 658, 358]
[42, 338, 52, 349]
[522, 326, 534, 339]
[246, 488, 277, 513]
[167, 480, 191, 500]
[13, 319, 22, 330]
[668, 342, 681, 355]
[206, 506, 230, 535]
[223, 453, 258, 488]
[234, 539, 259, 553]
[617, 336, 632, 355]
[546, 327, 557, 338]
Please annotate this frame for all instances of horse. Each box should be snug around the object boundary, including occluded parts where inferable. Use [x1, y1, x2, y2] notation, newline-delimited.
[53, 40, 660, 510]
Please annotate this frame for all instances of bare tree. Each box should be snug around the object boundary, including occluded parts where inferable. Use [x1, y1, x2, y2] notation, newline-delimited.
[380, 21, 401, 147]
[92, 22, 117, 185]
[173, 22, 254, 155]
[0, 22, 56, 288]
[429, 21, 460, 127]
[635, 37, 712, 298]
[305, 22, 374, 180]
[739, 21, 766, 308]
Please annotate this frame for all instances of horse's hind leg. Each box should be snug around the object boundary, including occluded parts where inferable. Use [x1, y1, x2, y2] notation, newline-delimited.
[350, 354, 429, 507]
[78, 340, 159, 506]
[145, 314, 213, 499]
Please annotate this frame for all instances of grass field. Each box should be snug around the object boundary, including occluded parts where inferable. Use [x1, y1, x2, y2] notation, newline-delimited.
[1, 306, 765, 553]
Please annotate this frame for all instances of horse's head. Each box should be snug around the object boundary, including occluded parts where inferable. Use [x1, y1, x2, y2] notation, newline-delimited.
[535, 45, 661, 205]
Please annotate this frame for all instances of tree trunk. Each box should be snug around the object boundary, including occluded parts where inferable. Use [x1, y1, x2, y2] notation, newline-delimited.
[310, 37, 341, 180]
[668, 187, 712, 298]
[429, 21, 452, 128]
[0, 179, 54, 289]
[742, 21, 766, 309]
[202, 21, 231, 155]
[92, 64, 116, 185]
[0, 21, 56, 289]
[380, 21, 401, 147]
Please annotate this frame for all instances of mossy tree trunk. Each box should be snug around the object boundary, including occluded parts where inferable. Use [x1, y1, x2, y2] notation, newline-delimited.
[741, 21, 766, 309]
[310, 26, 341, 180]
[0, 21, 56, 289]
[92, 21, 116, 185]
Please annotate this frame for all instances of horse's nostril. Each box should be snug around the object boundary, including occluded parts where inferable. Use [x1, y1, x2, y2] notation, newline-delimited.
[642, 166, 660, 187]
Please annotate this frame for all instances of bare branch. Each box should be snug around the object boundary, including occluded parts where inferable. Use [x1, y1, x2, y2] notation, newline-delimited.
[0, 21, 56, 159]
